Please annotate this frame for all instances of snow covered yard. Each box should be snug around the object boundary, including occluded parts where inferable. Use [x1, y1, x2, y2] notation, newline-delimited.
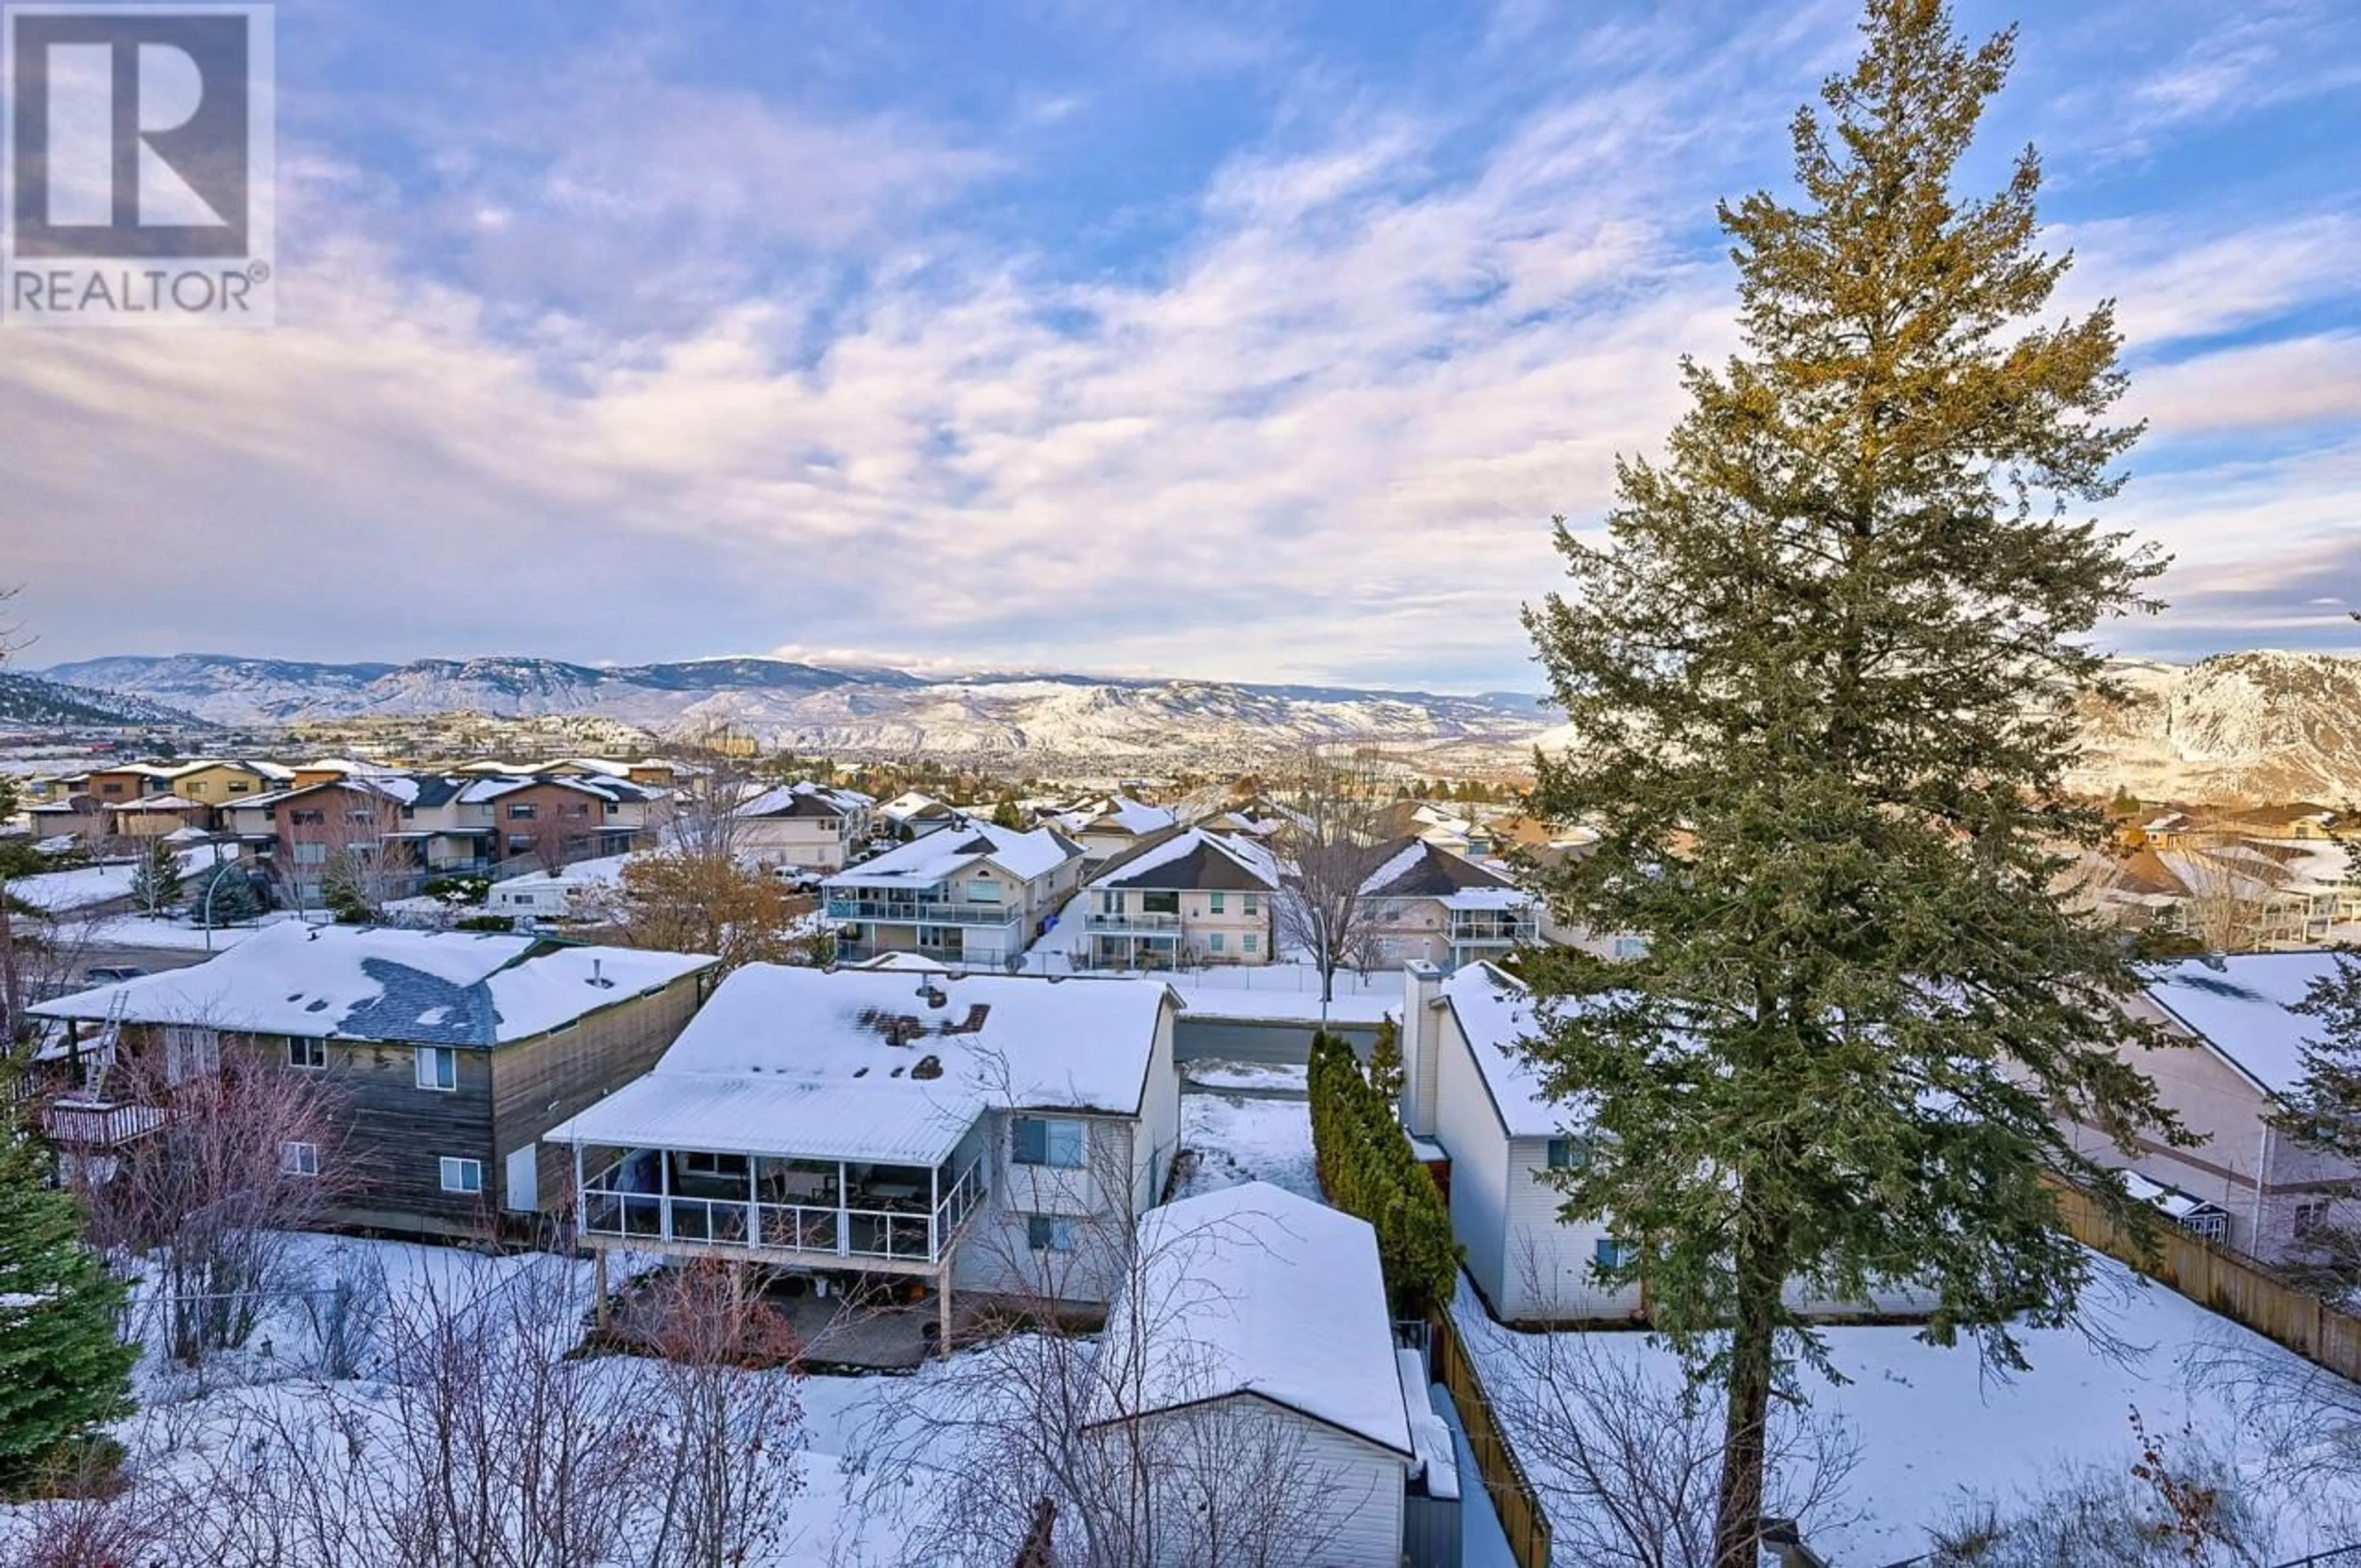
[1455, 1261, 2361, 1563]
[1176, 1084, 1320, 1200]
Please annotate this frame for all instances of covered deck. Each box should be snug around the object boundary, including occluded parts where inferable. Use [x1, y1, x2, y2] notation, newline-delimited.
[548, 1071, 995, 1339]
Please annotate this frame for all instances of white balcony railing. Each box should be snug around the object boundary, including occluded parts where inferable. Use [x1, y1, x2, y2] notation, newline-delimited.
[580, 1154, 987, 1265]
[825, 898, 1019, 927]
[1083, 910, 1182, 932]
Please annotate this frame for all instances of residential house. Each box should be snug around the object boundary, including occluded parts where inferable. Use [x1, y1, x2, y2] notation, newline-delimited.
[154, 759, 295, 809]
[1078, 827, 1278, 968]
[879, 791, 961, 840]
[545, 964, 1182, 1326]
[30, 924, 718, 1237]
[1399, 960, 1936, 1323]
[823, 818, 1086, 967]
[2070, 952, 2358, 1261]
[1361, 839, 1539, 972]
[102, 794, 213, 838]
[82, 764, 180, 803]
[28, 793, 108, 844]
[733, 783, 876, 871]
[1056, 796, 1180, 866]
[1082, 1181, 1441, 1568]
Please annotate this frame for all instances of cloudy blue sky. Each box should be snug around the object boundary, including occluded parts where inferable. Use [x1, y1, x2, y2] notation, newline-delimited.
[8, 0, 2359, 691]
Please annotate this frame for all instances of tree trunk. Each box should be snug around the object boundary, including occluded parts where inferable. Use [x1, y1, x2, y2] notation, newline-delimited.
[1712, 1197, 1787, 1567]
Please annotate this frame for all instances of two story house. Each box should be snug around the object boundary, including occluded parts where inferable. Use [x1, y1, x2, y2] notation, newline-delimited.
[1361, 839, 1539, 972]
[733, 783, 876, 871]
[545, 964, 1182, 1332]
[822, 818, 1086, 967]
[1079, 827, 1278, 968]
[30, 924, 719, 1238]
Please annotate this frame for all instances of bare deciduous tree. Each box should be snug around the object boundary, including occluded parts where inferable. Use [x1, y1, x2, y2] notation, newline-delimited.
[1268, 748, 1401, 1007]
[66, 1035, 357, 1362]
[853, 1134, 1354, 1568]
[623, 1260, 810, 1568]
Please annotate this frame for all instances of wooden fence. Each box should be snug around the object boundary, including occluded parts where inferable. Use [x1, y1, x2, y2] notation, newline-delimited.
[2053, 1182, 2361, 1384]
[1428, 1307, 1554, 1568]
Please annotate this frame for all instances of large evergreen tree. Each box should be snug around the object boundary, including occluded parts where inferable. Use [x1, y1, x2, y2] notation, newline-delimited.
[0, 1116, 136, 1485]
[129, 836, 186, 916]
[1519, 4, 2186, 1559]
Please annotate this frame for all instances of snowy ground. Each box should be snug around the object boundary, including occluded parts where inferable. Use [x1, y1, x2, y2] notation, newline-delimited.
[1182, 1058, 1308, 1093]
[1176, 1085, 1321, 1201]
[7, 847, 224, 914]
[1456, 1264, 2361, 1562]
[82, 908, 310, 952]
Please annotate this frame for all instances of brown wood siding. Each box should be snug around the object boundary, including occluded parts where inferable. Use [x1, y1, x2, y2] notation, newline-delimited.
[490, 973, 708, 1216]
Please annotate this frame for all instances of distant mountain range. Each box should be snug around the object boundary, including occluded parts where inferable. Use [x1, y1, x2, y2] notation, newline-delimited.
[26, 648, 2361, 802]
[32, 653, 1552, 770]
[0, 669, 204, 729]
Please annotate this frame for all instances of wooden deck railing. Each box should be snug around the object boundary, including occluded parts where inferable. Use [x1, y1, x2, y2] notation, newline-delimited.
[1427, 1306, 1554, 1568]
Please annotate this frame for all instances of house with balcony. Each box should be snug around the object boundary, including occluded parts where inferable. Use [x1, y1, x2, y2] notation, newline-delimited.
[544, 964, 1182, 1331]
[29, 924, 718, 1238]
[1078, 827, 1278, 968]
[823, 818, 1085, 967]
[733, 782, 875, 871]
[1360, 838, 1538, 972]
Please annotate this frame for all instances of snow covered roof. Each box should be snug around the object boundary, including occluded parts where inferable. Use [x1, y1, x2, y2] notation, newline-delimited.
[736, 782, 869, 820]
[1059, 796, 1178, 838]
[545, 965, 1176, 1163]
[826, 819, 1080, 889]
[2142, 952, 2346, 1098]
[1441, 962, 1577, 1139]
[1362, 837, 1517, 900]
[1085, 1182, 1412, 1459]
[879, 791, 949, 823]
[1088, 827, 1278, 893]
[105, 793, 204, 812]
[30, 924, 716, 1047]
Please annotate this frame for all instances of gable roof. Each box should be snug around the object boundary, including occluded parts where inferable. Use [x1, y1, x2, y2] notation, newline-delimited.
[31, 923, 715, 1047]
[736, 782, 869, 821]
[1088, 827, 1278, 893]
[1362, 837, 1515, 898]
[2142, 952, 2344, 1098]
[1441, 962, 1580, 1139]
[826, 818, 1080, 889]
[1085, 1182, 1411, 1458]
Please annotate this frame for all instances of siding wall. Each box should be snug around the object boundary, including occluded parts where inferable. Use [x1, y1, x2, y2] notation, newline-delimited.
[1106, 1396, 1403, 1568]
[1433, 1012, 1514, 1315]
[491, 973, 706, 1216]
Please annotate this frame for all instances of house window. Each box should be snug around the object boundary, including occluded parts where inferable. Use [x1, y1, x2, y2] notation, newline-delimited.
[281, 1142, 319, 1177]
[1099, 892, 1124, 916]
[1209, 892, 1226, 914]
[1209, 933, 1227, 954]
[440, 1157, 483, 1195]
[507, 834, 535, 853]
[1142, 890, 1179, 916]
[681, 1151, 746, 1179]
[416, 1046, 458, 1091]
[227, 782, 249, 793]
[1243, 893, 1259, 915]
[1243, 933, 1259, 954]
[1545, 1138, 1589, 1170]
[291, 809, 325, 826]
[1026, 1216, 1076, 1253]
[287, 1036, 326, 1070]
[163, 1026, 219, 1083]
[2294, 1200, 2332, 1238]
[1611, 936, 1649, 959]
[1011, 1116, 1086, 1170]
[292, 841, 328, 866]
[966, 877, 999, 903]
[1595, 1237, 1639, 1270]
[508, 803, 537, 820]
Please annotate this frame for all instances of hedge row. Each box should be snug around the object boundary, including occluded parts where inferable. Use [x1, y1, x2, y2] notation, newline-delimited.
[1307, 1030, 1461, 1316]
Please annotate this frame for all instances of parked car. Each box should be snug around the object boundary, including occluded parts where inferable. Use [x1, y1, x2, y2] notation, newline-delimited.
[82, 965, 151, 984]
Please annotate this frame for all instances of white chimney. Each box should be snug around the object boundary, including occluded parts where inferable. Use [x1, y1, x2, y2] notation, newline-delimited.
[1399, 960, 1444, 1137]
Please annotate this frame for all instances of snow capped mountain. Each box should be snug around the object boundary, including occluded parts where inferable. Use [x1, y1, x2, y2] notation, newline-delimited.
[0, 669, 205, 729]
[33, 648, 2361, 799]
[34, 652, 1549, 765]
[2068, 650, 2361, 804]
